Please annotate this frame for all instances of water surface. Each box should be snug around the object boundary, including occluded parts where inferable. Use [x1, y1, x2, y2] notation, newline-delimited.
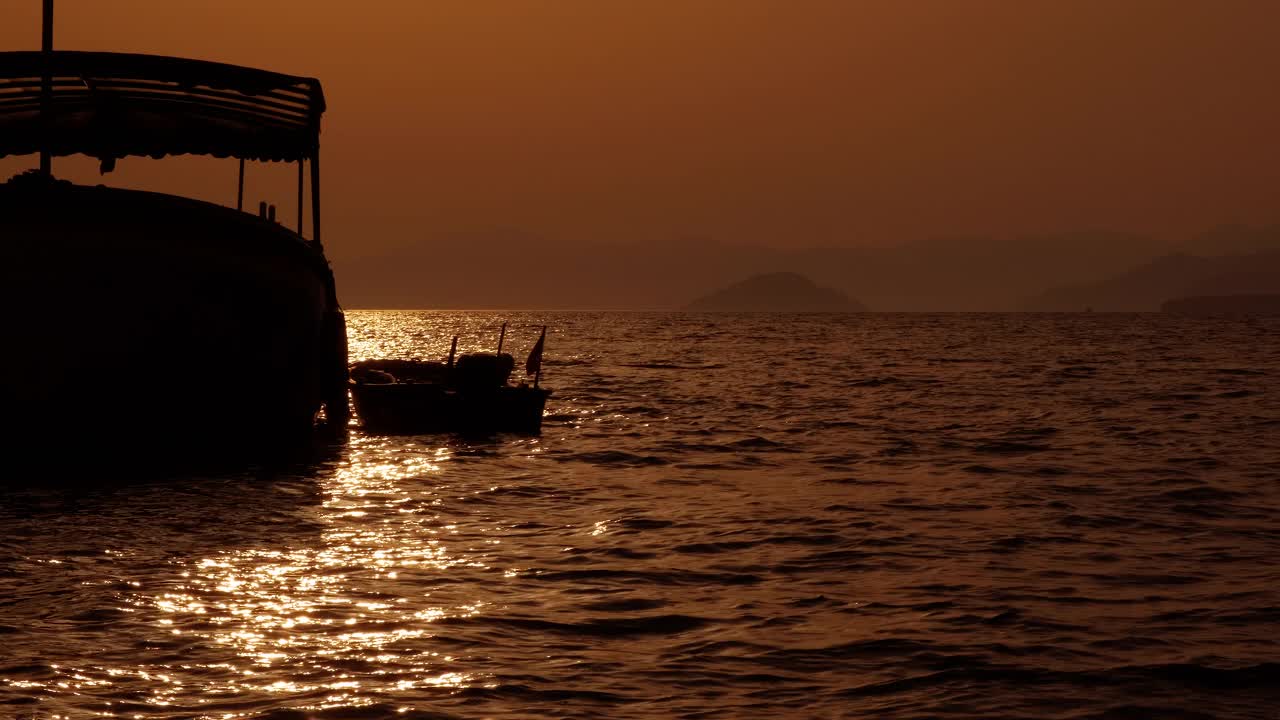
[3, 312, 1279, 719]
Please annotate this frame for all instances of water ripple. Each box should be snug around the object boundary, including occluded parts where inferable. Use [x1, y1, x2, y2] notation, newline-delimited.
[2, 312, 1279, 718]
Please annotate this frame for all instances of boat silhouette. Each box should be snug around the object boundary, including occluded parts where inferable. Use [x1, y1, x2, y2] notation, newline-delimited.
[0, 3, 348, 459]
[349, 326, 551, 435]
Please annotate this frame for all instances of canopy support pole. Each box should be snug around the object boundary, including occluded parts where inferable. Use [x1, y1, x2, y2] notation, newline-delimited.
[310, 149, 322, 249]
[236, 158, 245, 210]
[295, 157, 305, 234]
[39, 0, 54, 177]
[297, 159, 305, 235]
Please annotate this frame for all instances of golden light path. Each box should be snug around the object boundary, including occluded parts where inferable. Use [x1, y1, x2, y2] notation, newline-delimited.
[119, 437, 498, 717]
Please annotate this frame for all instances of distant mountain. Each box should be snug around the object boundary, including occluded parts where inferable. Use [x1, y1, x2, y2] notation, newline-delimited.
[1163, 294, 1280, 314]
[1022, 251, 1280, 311]
[329, 225, 1280, 311]
[333, 231, 1164, 310]
[685, 272, 866, 312]
[1178, 224, 1280, 256]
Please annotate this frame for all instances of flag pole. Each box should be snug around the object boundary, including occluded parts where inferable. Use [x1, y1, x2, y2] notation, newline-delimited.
[534, 325, 545, 388]
[496, 322, 507, 355]
[40, 0, 54, 177]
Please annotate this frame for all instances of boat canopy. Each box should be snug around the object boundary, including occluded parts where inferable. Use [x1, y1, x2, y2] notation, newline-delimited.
[0, 51, 324, 163]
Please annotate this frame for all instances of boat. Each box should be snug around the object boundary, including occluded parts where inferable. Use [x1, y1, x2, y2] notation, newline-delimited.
[0, 3, 348, 458]
[349, 328, 551, 435]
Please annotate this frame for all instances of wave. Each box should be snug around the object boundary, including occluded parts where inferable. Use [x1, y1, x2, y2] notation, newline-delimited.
[620, 362, 728, 370]
[439, 613, 715, 638]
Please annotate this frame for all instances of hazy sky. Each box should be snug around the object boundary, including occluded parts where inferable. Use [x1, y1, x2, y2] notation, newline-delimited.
[3, 1, 1279, 260]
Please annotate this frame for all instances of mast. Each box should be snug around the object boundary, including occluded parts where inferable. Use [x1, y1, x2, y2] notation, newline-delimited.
[40, 0, 54, 176]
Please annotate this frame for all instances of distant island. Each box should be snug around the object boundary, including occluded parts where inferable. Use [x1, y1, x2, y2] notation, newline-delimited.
[684, 272, 866, 312]
[1022, 250, 1280, 311]
[1162, 294, 1280, 314]
[335, 224, 1280, 311]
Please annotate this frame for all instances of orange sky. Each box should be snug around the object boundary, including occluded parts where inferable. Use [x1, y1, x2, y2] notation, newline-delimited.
[2, 0, 1279, 258]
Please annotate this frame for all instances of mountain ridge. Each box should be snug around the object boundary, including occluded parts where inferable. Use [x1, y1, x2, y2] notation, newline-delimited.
[332, 225, 1280, 311]
[684, 272, 866, 312]
[1022, 250, 1280, 311]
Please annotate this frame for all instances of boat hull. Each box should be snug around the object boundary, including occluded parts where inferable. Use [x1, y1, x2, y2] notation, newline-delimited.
[0, 180, 349, 458]
[351, 383, 549, 435]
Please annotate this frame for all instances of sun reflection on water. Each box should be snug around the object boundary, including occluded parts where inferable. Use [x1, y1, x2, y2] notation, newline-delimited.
[109, 434, 488, 715]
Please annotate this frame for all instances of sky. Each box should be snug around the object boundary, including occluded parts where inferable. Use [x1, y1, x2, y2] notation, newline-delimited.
[2, 0, 1279, 263]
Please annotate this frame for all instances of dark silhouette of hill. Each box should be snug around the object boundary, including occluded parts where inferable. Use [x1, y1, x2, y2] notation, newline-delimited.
[1177, 224, 1280, 256]
[1163, 294, 1280, 314]
[685, 272, 865, 312]
[1022, 250, 1280, 311]
[331, 232, 772, 309]
[330, 225, 1278, 311]
[788, 232, 1163, 311]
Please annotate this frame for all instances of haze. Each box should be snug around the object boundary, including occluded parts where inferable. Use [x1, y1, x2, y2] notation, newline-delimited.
[3, 1, 1279, 308]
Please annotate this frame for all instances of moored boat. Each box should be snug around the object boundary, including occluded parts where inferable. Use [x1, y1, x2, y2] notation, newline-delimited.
[350, 327, 551, 435]
[0, 4, 348, 458]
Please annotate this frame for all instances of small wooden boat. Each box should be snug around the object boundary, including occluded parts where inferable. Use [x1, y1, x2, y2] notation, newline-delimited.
[350, 328, 551, 435]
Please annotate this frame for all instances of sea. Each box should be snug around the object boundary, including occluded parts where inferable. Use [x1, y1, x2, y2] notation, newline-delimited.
[2, 311, 1279, 719]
